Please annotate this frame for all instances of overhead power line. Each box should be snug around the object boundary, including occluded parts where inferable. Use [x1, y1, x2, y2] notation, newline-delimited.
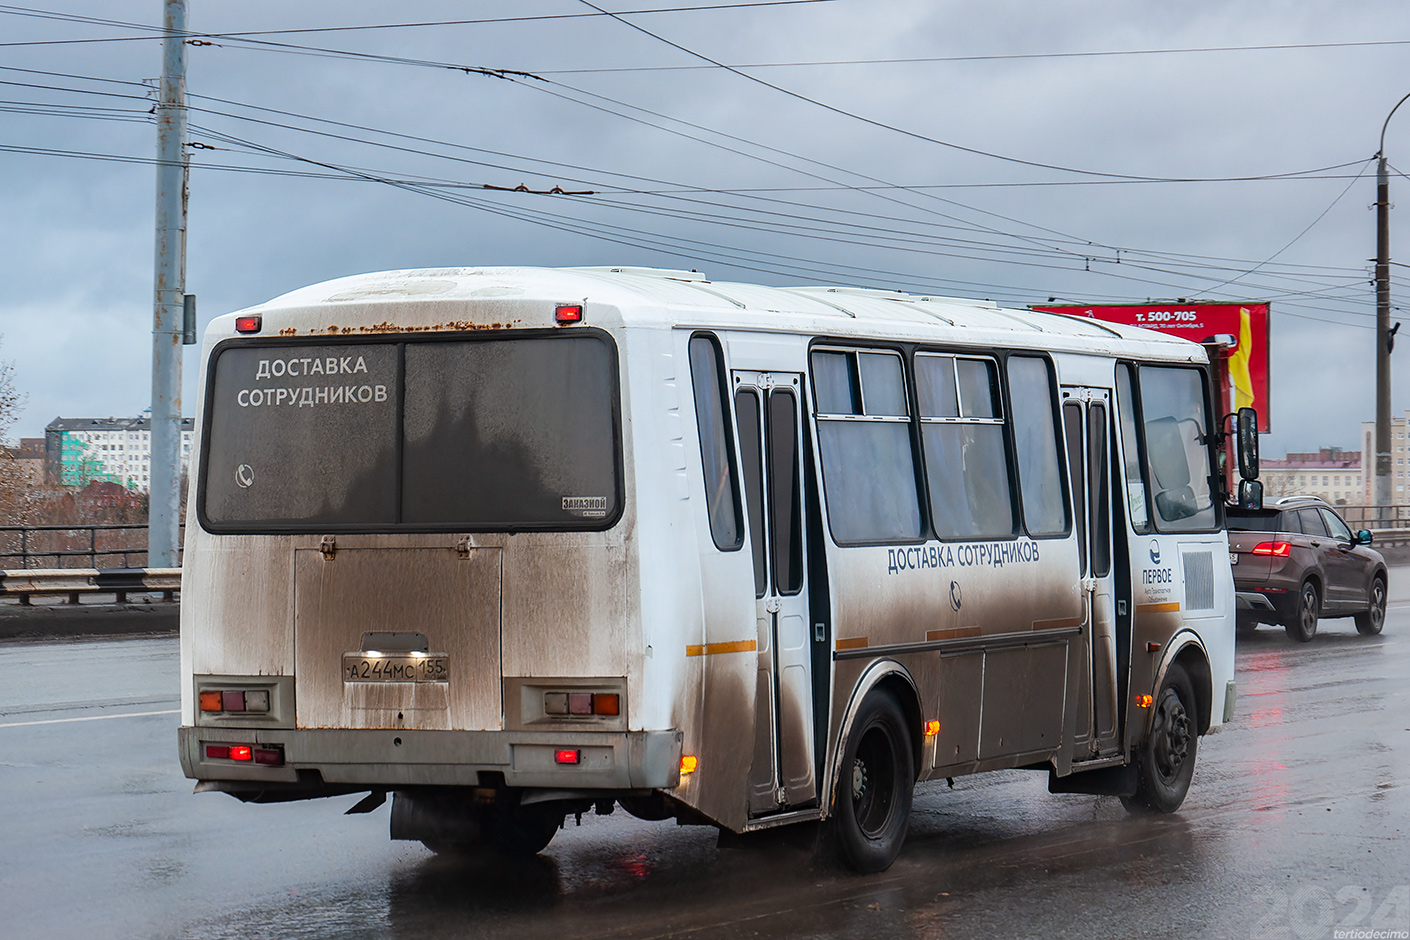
[0, 4, 1376, 186]
[0, 1, 836, 46]
[3, 62, 1380, 303]
[536, 38, 1410, 74]
[0, 7, 1386, 324]
[574, 0, 1370, 183]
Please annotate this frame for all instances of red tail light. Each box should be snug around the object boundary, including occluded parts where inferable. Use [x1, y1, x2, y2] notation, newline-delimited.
[204, 743, 284, 766]
[554, 304, 583, 324]
[234, 315, 262, 333]
[1251, 542, 1291, 556]
[554, 749, 581, 765]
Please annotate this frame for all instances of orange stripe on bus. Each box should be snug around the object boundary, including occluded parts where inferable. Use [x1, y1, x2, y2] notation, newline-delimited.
[835, 637, 869, 651]
[685, 640, 757, 657]
[1136, 602, 1181, 614]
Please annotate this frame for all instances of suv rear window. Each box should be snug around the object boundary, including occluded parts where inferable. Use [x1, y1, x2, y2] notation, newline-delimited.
[199, 332, 621, 532]
[1225, 509, 1287, 532]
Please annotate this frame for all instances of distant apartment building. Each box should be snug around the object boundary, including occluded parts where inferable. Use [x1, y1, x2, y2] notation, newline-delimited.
[1259, 447, 1362, 506]
[10, 437, 45, 487]
[43, 414, 194, 490]
[1357, 412, 1410, 505]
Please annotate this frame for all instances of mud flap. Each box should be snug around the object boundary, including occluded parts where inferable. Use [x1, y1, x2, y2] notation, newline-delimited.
[1047, 763, 1138, 797]
[390, 790, 485, 843]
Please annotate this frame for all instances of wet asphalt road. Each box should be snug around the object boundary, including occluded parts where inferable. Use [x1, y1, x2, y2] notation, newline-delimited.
[2, 580, 1408, 940]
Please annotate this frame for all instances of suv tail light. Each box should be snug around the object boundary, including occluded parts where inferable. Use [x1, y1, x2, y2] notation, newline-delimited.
[1251, 541, 1291, 556]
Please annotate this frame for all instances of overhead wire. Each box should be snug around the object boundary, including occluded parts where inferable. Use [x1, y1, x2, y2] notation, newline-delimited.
[0, 8, 1391, 324]
[5, 72, 1381, 315]
[184, 90, 1381, 298]
[4, 75, 1382, 318]
[184, 120, 1388, 321]
[5, 4, 1377, 299]
[573, 0, 1368, 184]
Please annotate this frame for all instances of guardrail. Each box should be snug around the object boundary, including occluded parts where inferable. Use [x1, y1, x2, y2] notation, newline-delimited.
[0, 524, 184, 569]
[0, 568, 181, 606]
[1343, 507, 1410, 531]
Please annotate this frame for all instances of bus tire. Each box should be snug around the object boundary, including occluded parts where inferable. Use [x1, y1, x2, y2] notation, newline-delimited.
[484, 806, 561, 857]
[422, 807, 559, 858]
[1122, 663, 1198, 815]
[827, 689, 914, 873]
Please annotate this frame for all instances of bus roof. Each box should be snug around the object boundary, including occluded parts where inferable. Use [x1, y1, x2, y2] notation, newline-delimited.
[235, 266, 1208, 362]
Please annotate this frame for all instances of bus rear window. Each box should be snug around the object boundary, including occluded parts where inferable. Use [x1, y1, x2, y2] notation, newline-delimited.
[200, 333, 620, 532]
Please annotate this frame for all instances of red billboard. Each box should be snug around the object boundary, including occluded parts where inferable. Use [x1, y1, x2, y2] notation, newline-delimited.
[1029, 302, 1271, 432]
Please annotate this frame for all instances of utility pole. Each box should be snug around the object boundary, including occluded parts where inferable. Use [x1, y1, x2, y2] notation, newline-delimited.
[1375, 148, 1392, 508]
[149, 0, 188, 567]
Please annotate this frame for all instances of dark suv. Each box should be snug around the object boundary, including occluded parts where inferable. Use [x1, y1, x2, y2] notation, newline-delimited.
[1227, 496, 1387, 641]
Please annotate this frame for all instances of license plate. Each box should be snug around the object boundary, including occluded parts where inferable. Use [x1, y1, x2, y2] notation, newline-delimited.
[342, 652, 449, 683]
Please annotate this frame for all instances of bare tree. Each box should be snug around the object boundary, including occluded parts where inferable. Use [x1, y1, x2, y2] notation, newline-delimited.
[0, 339, 25, 524]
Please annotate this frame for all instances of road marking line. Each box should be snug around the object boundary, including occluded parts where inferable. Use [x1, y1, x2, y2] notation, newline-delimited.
[0, 709, 179, 729]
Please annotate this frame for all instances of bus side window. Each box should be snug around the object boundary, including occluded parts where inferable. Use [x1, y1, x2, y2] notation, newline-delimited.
[688, 334, 743, 551]
[916, 353, 1015, 539]
[735, 388, 768, 596]
[811, 349, 922, 544]
[1006, 356, 1068, 538]
[1115, 364, 1150, 533]
[1137, 366, 1217, 532]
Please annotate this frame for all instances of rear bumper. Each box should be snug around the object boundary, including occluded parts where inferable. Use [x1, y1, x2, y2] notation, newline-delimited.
[1234, 583, 1295, 622]
[179, 725, 683, 791]
[1235, 591, 1278, 613]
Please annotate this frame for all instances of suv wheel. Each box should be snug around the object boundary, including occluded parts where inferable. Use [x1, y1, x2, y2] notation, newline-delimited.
[1354, 575, 1387, 636]
[1285, 580, 1319, 643]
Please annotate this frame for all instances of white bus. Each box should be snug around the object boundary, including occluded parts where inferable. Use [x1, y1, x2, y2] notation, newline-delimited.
[178, 266, 1255, 872]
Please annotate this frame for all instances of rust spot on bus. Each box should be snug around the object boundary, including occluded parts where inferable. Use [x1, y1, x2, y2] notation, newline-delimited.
[282, 320, 523, 336]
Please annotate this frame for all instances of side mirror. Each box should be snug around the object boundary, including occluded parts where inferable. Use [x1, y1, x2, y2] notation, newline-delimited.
[1236, 407, 1259, 480]
[1238, 479, 1263, 510]
[1357, 529, 1374, 546]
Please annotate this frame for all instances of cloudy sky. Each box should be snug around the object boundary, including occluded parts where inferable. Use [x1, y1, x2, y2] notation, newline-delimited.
[3, 0, 1409, 458]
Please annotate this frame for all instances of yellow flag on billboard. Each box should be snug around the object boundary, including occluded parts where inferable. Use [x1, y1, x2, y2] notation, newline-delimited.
[1228, 307, 1255, 411]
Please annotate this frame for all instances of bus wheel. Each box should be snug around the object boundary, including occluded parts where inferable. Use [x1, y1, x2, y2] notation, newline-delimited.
[483, 805, 561, 857]
[421, 806, 559, 858]
[827, 690, 914, 873]
[1122, 664, 1198, 815]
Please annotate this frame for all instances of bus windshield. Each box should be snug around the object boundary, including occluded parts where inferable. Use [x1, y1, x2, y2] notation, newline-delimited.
[199, 333, 620, 532]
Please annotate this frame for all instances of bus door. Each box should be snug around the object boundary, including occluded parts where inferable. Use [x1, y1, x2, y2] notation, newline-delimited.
[733, 371, 815, 814]
[1062, 387, 1122, 759]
